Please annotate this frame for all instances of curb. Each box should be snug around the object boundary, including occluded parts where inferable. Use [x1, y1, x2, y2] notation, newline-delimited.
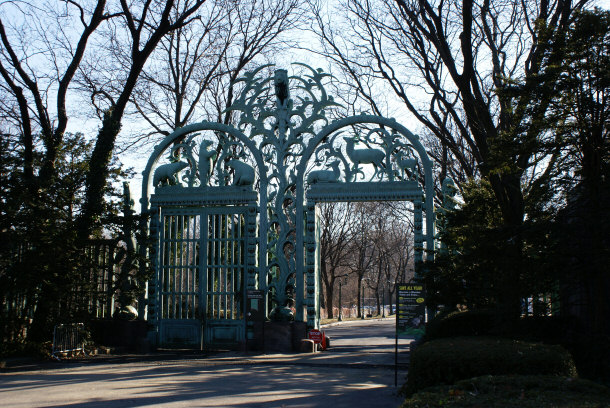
[1, 351, 411, 372]
[321, 316, 395, 328]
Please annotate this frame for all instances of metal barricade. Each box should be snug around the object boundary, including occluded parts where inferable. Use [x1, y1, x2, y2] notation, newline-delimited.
[52, 323, 85, 360]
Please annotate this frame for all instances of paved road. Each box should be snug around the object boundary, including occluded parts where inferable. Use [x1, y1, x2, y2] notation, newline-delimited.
[324, 318, 412, 367]
[0, 319, 412, 408]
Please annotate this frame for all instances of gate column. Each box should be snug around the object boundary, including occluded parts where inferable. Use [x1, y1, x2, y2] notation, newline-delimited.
[305, 203, 320, 329]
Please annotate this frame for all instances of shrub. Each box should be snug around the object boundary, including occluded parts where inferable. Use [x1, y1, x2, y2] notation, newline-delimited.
[423, 309, 495, 341]
[402, 337, 577, 396]
[424, 310, 574, 343]
[567, 335, 610, 385]
[0, 340, 50, 360]
[401, 375, 610, 408]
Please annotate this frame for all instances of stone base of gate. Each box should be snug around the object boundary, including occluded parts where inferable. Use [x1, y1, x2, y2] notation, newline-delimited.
[249, 321, 307, 352]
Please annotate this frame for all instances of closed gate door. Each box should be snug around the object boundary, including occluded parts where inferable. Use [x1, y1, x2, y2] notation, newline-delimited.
[202, 208, 246, 347]
[158, 208, 202, 347]
[157, 207, 247, 349]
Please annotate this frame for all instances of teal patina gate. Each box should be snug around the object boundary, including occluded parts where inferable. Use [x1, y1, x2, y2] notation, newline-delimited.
[140, 64, 435, 349]
[145, 178, 257, 348]
[155, 206, 251, 347]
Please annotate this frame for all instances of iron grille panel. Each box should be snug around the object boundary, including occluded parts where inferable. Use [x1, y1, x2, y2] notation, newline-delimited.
[159, 212, 201, 319]
[205, 212, 245, 321]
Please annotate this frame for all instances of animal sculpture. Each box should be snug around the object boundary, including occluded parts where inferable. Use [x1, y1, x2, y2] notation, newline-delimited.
[226, 159, 255, 186]
[274, 69, 290, 106]
[396, 151, 418, 180]
[307, 161, 342, 184]
[198, 139, 216, 186]
[344, 137, 385, 169]
[153, 161, 189, 187]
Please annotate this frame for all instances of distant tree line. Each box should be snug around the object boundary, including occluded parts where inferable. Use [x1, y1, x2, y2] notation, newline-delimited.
[319, 201, 414, 318]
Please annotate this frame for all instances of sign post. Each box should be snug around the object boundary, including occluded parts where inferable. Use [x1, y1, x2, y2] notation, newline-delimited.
[246, 290, 265, 351]
[395, 281, 426, 386]
[308, 329, 326, 350]
[396, 282, 426, 339]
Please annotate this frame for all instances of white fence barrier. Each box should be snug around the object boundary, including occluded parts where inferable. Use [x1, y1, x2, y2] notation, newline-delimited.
[52, 323, 85, 359]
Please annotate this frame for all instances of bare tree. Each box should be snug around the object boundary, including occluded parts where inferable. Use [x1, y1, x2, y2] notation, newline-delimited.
[318, 201, 415, 319]
[0, 0, 209, 340]
[310, 0, 590, 319]
[77, 0, 208, 238]
[381, 202, 416, 306]
[368, 202, 389, 315]
[103, 0, 304, 151]
[365, 202, 414, 315]
[124, 1, 230, 140]
[344, 202, 378, 318]
[1, 0, 211, 236]
[319, 202, 354, 318]
[0, 0, 111, 190]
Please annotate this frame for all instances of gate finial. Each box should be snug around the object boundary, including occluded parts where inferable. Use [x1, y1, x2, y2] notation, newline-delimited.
[274, 69, 290, 107]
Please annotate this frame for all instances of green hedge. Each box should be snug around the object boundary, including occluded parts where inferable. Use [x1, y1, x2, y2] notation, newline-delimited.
[423, 310, 495, 341]
[401, 375, 610, 408]
[568, 335, 610, 385]
[423, 310, 573, 343]
[402, 337, 577, 396]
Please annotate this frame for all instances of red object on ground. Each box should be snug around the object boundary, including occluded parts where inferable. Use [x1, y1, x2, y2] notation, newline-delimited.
[308, 329, 326, 349]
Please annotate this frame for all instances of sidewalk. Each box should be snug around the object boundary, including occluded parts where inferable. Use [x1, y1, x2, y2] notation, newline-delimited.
[1, 345, 403, 372]
[321, 316, 395, 327]
[1, 317, 408, 372]
[1, 319, 409, 408]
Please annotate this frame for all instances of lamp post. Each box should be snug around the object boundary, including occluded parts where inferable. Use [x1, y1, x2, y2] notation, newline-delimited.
[362, 277, 371, 319]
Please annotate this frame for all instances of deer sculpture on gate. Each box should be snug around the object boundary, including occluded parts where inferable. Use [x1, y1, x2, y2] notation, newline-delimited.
[396, 150, 418, 180]
[307, 161, 342, 184]
[343, 137, 385, 178]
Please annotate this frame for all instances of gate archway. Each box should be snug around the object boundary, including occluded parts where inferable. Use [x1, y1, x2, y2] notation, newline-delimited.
[140, 64, 435, 349]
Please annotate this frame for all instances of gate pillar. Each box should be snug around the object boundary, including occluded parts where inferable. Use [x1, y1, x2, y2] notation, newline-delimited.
[414, 198, 424, 277]
[305, 203, 320, 329]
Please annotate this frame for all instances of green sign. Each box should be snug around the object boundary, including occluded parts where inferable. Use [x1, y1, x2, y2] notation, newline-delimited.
[396, 281, 425, 339]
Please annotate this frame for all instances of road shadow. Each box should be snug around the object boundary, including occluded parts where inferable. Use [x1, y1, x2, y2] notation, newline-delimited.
[1, 362, 404, 408]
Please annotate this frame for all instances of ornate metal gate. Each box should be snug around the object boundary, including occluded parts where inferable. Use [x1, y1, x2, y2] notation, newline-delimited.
[155, 206, 250, 347]
[140, 64, 435, 349]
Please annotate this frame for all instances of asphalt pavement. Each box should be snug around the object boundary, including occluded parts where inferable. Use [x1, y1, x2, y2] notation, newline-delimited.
[0, 318, 413, 408]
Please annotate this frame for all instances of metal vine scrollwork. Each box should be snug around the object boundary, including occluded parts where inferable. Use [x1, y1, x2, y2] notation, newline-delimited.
[222, 63, 342, 319]
[143, 63, 435, 327]
[309, 127, 420, 184]
[151, 131, 258, 189]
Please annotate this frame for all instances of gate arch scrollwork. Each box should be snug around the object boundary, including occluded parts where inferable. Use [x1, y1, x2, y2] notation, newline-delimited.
[141, 63, 435, 345]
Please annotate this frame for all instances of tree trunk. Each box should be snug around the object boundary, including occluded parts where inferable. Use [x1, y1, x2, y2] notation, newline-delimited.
[77, 110, 122, 239]
[375, 290, 380, 316]
[325, 285, 334, 319]
[357, 277, 362, 318]
[489, 173, 526, 324]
